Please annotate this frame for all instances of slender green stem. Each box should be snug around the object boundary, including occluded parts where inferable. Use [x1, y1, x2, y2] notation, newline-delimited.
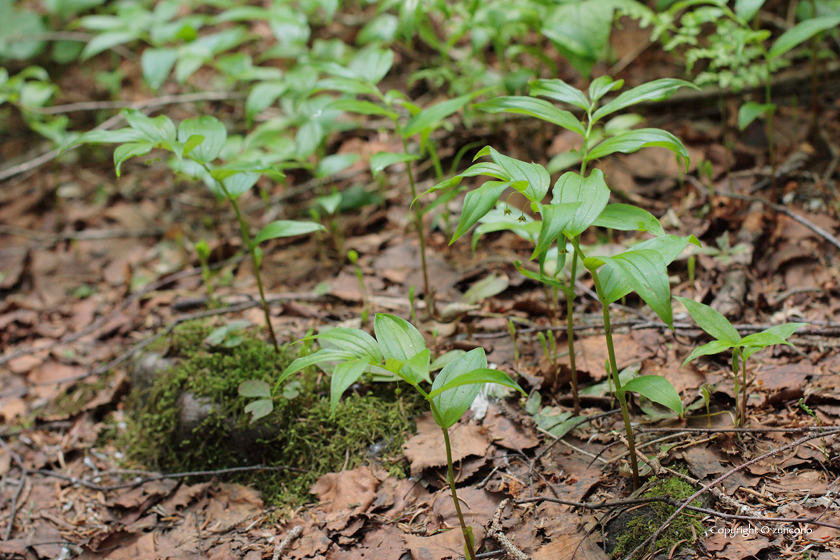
[396, 125, 433, 311]
[566, 240, 580, 415]
[572, 239, 640, 488]
[764, 57, 776, 196]
[442, 425, 477, 560]
[428, 142, 445, 182]
[740, 357, 748, 427]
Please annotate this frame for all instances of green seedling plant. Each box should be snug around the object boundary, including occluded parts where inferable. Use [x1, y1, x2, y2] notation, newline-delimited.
[431, 75, 696, 416]
[312, 48, 484, 309]
[195, 239, 215, 302]
[428, 75, 702, 486]
[676, 296, 807, 427]
[241, 313, 525, 560]
[67, 109, 324, 352]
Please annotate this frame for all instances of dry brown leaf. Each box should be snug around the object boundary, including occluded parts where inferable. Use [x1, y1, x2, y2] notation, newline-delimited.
[402, 413, 491, 475]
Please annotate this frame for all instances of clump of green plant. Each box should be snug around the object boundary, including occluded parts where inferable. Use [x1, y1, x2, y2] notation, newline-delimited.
[612, 471, 704, 558]
[677, 297, 807, 427]
[428, 76, 699, 486]
[312, 49, 484, 310]
[67, 110, 324, 351]
[120, 322, 423, 507]
[245, 313, 525, 560]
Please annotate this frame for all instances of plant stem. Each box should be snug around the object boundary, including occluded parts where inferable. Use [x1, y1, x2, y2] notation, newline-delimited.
[441, 426, 477, 560]
[397, 130, 433, 313]
[566, 241, 580, 415]
[573, 240, 640, 488]
[740, 357, 748, 427]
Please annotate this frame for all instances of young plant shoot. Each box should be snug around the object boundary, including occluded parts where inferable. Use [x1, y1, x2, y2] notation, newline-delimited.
[243, 313, 525, 560]
[676, 297, 807, 426]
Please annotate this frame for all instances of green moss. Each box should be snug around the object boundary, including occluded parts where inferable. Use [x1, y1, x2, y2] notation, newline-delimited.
[45, 375, 112, 417]
[612, 469, 704, 558]
[117, 322, 425, 509]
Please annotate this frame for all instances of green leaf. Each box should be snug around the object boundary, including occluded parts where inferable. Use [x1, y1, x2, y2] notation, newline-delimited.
[349, 46, 394, 84]
[740, 323, 808, 349]
[370, 151, 418, 175]
[682, 339, 737, 366]
[768, 14, 840, 60]
[244, 398, 273, 421]
[178, 116, 226, 164]
[245, 81, 286, 123]
[430, 350, 465, 371]
[514, 261, 565, 288]
[239, 380, 271, 398]
[585, 128, 690, 171]
[430, 348, 487, 429]
[219, 169, 260, 199]
[529, 78, 590, 111]
[734, 0, 765, 20]
[593, 204, 665, 236]
[462, 273, 509, 304]
[738, 102, 775, 130]
[623, 375, 683, 416]
[588, 75, 623, 104]
[450, 181, 511, 243]
[674, 297, 741, 344]
[330, 359, 367, 413]
[254, 220, 325, 245]
[281, 349, 356, 380]
[123, 109, 177, 146]
[374, 313, 426, 362]
[315, 153, 360, 178]
[204, 319, 252, 346]
[311, 327, 382, 361]
[550, 170, 610, 237]
[81, 30, 137, 60]
[488, 147, 551, 204]
[403, 93, 473, 137]
[399, 348, 432, 385]
[328, 99, 397, 119]
[602, 249, 674, 328]
[113, 142, 153, 177]
[474, 96, 586, 136]
[532, 201, 583, 260]
[592, 78, 698, 123]
[141, 48, 177, 90]
[427, 368, 525, 399]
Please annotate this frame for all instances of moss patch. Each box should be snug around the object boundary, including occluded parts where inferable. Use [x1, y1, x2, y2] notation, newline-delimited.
[118, 322, 425, 509]
[612, 470, 704, 558]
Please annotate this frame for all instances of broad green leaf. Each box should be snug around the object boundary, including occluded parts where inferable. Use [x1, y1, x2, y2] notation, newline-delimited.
[370, 151, 418, 175]
[399, 348, 432, 385]
[450, 180, 511, 243]
[592, 79, 698, 122]
[374, 313, 426, 361]
[113, 142, 153, 177]
[675, 297, 741, 344]
[682, 339, 737, 366]
[281, 349, 357, 380]
[315, 153, 359, 178]
[204, 319, 252, 346]
[141, 48, 177, 90]
[427, 368, 525, 399]
[403, 93, 473, 137]
[532, 202, 582, 259]
[244, 398, 273, 421]
[488, 147, 551, 204]
[123, 109, 177, 146]
[461, 161, 507, 180]
[220, 170, 261, 199]
[314, 77, 381, 97]
[738, 102, 775, 130]
[312, 327, 382, 361]
[474, 96, 586, 136]
[740, 323, 808, 348]
[238, 380, 271, 398]
[430, 348, 487, 429]
[588, 75, 623, 104]
[623, 375, 683, 415]
[768, 14, 840, 60]
[254, 220, 325, 245]
[550, 170, 610, 237]
[328, 99, 397, 119]
[178, 116, 226, 163]
[585, 128, 690, 171]
[430, 350, 465, 371]
[734, 0, 765, 20]
[245, 81, 287, 123]
[330, 359, 367, 413]
[81, 30, 137, 60]
[602, 249, 674, 328]
[348, 46, 394, 84]
[593, 204, 665, 236]
[514, 261, 565, 288]
[529, 78, 590, 111]
[69, 128, 147, 147]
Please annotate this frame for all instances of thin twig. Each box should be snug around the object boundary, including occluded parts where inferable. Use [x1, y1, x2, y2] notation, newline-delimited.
[0, 437, 29, 541]
[272, 526, 303, 560]
[621, 428, 840, 560]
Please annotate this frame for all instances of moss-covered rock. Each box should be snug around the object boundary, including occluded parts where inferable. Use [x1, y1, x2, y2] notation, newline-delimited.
[118, 322, 425, 508]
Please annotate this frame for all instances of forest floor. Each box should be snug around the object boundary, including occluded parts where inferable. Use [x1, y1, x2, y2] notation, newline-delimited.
[2, 14, 840, 560]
